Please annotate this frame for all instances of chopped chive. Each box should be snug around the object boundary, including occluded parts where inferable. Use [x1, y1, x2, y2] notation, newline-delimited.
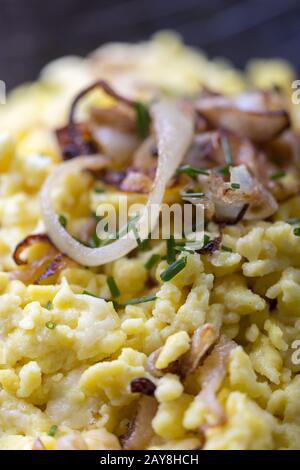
[82, 290, 102, 298]
[93, 187, 106, 193]
[166, 235, 176, 264]
[58, 214, 67, 228]
[145, 254, 161, 270]
[106, 215, 139, 243]
[217, 164, 230, 176]
[44, 300, 52, 310]
[160, 256, 187, 282]
[293, 228, 300, 237]
[48, 425, 58, 437]
[89, 233, 101, 248]
[124, 293, 157, 306]
[181, 191, 205, 198]
[221, 136, 233, 165]
[134, 102, 151, 139]
[203, 234, 210, 246]
[107, 276, 120, 298]
[176, 164, 209, 177]
[231, 183, 240, 189]
[286, 218, 300, 225]
[270, 171, 286, 181]
[221, 245, 233, 252]
[138, 238, 150, 251]
[45, 321, 56, 330]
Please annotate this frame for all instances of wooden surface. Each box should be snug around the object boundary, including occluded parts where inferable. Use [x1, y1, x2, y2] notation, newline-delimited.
[1, 0, 300, 89]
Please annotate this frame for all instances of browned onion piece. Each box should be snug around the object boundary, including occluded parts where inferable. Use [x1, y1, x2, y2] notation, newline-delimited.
[196, 91, 290, 143]
[198, 236, 222, 255]
[146, 348, 180, 378]
[91, 105, 136, 132]
[180, 324, 219, 378]
[120, 170, 153, 193]
[34, 253, 68, 284]
[11, 233, 72, 285]
[56, 123, 99, 160]
[196, 335, 236, 427]
[120, 396, 157, 450]
[13, 234, 52, 266]
[68, 80, 138, 156]
[197, 164, 278, 223]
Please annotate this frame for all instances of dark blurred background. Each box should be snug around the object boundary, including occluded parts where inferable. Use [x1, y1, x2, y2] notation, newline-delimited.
[1, 0, 300, 90]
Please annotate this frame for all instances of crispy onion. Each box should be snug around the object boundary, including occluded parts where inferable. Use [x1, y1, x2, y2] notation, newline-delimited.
[196, 91, 290, 143]
[196, 335, 236, 428]
[197, 164, 278, 223]
[180, 323, 219, 378]
[11, 234, 72, 284]
[13, 234, 52, 266]
[145, 347, 180, 378]
[41, 100, 194, 266]
[120, 396, 157, 450]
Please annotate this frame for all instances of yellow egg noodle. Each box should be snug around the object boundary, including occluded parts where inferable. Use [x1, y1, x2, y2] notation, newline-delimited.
[0, 32, 299, 450]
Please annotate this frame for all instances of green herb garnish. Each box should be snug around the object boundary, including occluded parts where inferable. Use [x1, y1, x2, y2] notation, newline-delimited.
[134, 102, 151, 139]
[293, 228, 300, 237]
[160, 256, 187, 282]
[167, 235, 176, 264]
[231, 183, 240, 189]
[106, 215, 139, 243]
[176, 164, 209, 177]
[138, 238, 150, 251]
[181, 191, 205, 198]
[124, 294, 157, 306]
[217, 164, 230, 176]
[107, 276, 120, 298]
[82, 290, 102, 298]
[44, 300, 52, 310]
[45, 321, 56, 330]
[58, 214, 67, 228]
[93, 187, 106, 193]
[203, 234, 210, 246]
[221, 245, 233, 252]
[89, 233, 101, 248]
[270, 171, 286, 181]
[48, 425, 58, 437]
[145, 254, 161, 271]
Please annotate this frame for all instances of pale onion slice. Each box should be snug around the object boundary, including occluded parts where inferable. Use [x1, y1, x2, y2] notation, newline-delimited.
[197, 164, 278, 223]
[120, 396, 158, 450]
[230, 164, 278, 220]
[196, 335, 236, 427]
[196, 91, 290, 143]
[92, 125, 140, 165]
[41, 100, 194, 266]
